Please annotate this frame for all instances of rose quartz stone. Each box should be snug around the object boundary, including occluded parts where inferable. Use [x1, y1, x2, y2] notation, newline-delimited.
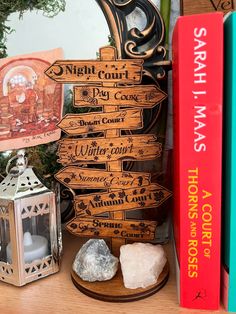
[120, 242, 167, 289]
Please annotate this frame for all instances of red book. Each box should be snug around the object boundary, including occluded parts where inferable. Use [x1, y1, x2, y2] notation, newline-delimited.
[172, 12, 223, 310]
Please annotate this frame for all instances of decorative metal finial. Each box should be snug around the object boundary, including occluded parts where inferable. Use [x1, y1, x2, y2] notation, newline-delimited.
[6, 149, 28, 177]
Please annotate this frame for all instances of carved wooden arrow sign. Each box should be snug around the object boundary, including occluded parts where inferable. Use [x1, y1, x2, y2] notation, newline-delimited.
[74, 85, 167, 108]
[57, 109, 142, 135]
[74, 183, 171, 216]
[45, 59, 143, 84]
[55, 166, 151, 190]
[57, 135, 162, 165]
[66, 217, 157, 241]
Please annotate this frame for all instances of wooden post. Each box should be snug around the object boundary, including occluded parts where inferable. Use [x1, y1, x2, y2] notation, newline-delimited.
[100, 46, 125, 256]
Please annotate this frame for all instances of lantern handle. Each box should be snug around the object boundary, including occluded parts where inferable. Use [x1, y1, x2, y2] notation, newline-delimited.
[6, 149, 28, 177]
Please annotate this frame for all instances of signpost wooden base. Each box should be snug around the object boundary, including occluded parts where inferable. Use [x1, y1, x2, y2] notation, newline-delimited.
[71, 262, 169, 302]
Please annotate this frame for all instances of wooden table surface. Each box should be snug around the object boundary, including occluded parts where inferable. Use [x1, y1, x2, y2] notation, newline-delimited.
[0, 231, 227, 314]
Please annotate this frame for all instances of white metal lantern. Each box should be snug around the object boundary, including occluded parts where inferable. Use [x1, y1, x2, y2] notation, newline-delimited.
[0, 150, 62, 286]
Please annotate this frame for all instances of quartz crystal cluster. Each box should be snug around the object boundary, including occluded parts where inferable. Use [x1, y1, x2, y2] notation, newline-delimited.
[119, 242, 167, 289]
[73, 239, 118, 282]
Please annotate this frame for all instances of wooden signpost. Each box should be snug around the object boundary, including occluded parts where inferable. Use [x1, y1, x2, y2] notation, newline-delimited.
[67, 217, 157, 240]
[73, 85, 167, 108]
[45, 58, 143, 84]
[55, 166, 151, 190]
[74, 183, 171, 217]
[57, 135, 162, 164]
[57, 109, 143, 135]
[46, 45, 171, 246]
[45, 45, 171, 301]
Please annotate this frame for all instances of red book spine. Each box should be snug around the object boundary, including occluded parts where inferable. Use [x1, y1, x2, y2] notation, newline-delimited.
[172, 12, 223, 310]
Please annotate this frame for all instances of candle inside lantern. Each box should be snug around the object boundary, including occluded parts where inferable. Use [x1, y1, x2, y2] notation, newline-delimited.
[7, 232, 48, 264]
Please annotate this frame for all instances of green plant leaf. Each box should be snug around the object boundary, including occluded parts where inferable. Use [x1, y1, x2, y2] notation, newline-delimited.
[160, 0, 171, 56]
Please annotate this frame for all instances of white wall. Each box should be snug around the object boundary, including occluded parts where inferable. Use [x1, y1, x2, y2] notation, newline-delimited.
[6, 0, 110, 59]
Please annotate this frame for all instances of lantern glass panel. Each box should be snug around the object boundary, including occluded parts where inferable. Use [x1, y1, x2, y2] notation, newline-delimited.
[22, 214, 50, 264]
[0, 218, 10, 263]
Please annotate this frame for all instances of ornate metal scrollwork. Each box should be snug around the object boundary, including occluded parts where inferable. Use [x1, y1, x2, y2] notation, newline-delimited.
[96, 0, 171, 82]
